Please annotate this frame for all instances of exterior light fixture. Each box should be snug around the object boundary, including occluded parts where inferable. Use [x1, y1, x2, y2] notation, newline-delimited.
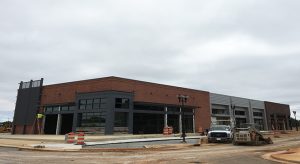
[177, 94, 189, 143]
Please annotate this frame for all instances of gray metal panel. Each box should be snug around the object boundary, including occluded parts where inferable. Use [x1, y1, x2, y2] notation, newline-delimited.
[250, 100, 267, 130]
[250, 100, 265, 109]
[210, 93, 231, 105]
[231, 97, 250, 108]
[209, 93, 268, 130]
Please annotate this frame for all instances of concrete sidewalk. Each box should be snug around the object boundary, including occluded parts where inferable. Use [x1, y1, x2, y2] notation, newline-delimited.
[271, 148, 300, 163]
[86, 136, 203, 145]
[26, 136, 203, 151]
[0, 133, 196, 142]
[0, 133, 202, 151]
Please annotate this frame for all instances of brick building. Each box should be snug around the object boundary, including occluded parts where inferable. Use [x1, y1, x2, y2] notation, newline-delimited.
[12, 76, 291, 135]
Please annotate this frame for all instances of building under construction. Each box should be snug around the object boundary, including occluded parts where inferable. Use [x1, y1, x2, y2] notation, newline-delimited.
[12, 76, 291, 135]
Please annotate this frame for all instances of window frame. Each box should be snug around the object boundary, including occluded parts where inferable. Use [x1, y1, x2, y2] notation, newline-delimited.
[115, 98, 130, 109]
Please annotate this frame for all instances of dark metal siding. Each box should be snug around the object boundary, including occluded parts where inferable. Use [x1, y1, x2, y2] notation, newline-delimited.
[74, 91, 134, 135]
[13, 79, 43, 127]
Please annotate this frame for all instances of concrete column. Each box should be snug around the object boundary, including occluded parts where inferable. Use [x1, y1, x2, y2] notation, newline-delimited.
[285, 115, 290, 130]
[72, 113, 77, 132]
[128, 110, 133, 134]
[56, 106, 62, 135]
[193, 109, 195, 133]
[248, 100, 254, 124]
[229, 105, 235, 128]
[105, 97, 115, 135]
[179, 108, 182, 133]
[274, 114, 278, 130]
[42, 114, 46, 134]
[56, 114, 62, 135]
[229, 97, 235, 128]
[164, 107, 168, 128]
[263, 109, 268, 131]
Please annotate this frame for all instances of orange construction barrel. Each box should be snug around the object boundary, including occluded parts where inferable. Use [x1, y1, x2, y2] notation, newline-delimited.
[77, 132, 85, 145]
[168, 127, 173, 134]
[67, 132, 76, 144]
[163, 127, 169, 135]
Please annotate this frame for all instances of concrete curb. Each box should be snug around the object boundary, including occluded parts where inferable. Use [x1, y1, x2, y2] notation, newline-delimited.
[1, 143, 199, 152]
[0, 144, 81, 152]
[85, 136, 203, 146]
[270, 151, 300, 164]
[0, 144, 82, 152]
[18, 147, 82, 152]
[262, 151, 300, 164]
[0, 144, 30, 149]
[80, 145, 196, 152]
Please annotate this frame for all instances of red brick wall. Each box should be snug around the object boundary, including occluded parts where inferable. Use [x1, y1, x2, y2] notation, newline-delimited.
[13, 125, 24, 134]
[13, 125, 36, 134]
[25, 125, 33, 134]
[41, 77, 211, 130]
[265, 101, 291, 130]
[41, 77, 114, 104]
[265, 101, 290, 115]
[110, 78, 211, 130]
[195, 95, 211, 132]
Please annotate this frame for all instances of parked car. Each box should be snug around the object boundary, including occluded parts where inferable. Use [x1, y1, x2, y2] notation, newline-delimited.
[208, 125, 233, 143]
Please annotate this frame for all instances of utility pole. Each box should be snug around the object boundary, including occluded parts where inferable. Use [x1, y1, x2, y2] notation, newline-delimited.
[293, 111, 298, 131]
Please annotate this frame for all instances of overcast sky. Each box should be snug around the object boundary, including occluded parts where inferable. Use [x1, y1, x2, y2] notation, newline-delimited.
[1, 0, 300, 122]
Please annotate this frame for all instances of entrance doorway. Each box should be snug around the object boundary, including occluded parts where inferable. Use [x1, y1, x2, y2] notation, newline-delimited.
[44, 114, 74, 135]
[133, 113, 164, 134]
[168, 114, 179, 133]
[44, 114, 57, 134]
[60, 114, 73, 134]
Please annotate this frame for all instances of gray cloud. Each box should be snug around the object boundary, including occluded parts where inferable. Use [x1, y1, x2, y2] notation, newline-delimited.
[1, 0, 300, 120]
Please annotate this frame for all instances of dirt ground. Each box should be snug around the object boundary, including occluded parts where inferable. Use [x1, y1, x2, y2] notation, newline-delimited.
[0, 131, 299, 164]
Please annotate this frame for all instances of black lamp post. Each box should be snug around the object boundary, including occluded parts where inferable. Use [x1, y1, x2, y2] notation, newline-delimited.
[177, 94, 189, 143]
[293, 111, 298, 131]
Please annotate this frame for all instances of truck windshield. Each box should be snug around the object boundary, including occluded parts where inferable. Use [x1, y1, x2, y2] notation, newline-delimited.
[210, 126, 230, 131]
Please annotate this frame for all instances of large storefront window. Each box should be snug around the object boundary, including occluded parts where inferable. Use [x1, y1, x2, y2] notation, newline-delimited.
[79, 98, 105, 110]
[45, 106, 56, 112]
[45, 105, 75, 112]
[184, 115, 194, 133]
[61, 105, 76, 111]
[211, 104, 229, 115]
[114, 112, 128, 127]
[254, 118, 264, 130]
[77, 112, 106, 127]
[253, 112, 263, 117]
[115, 98, 129, 109]
[133, 113, 164, 134]
[212, 109, 229, 115]
[235, 110, 246, 116]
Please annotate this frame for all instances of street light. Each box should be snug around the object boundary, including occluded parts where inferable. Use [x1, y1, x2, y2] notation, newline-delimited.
[293, 111, 298, 131]
[177, 94, 189, 143]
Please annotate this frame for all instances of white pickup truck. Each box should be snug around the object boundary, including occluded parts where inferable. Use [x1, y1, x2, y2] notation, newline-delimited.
[208, 125, 233, 143]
